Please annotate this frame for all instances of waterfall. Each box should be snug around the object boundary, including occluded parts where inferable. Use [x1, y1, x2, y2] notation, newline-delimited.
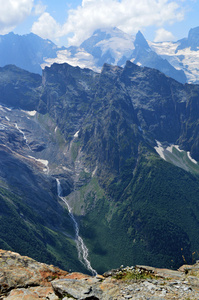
[56, 178, 97, 276]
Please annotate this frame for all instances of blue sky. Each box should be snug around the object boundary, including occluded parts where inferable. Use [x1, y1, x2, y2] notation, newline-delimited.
[0, 0, 198, 46]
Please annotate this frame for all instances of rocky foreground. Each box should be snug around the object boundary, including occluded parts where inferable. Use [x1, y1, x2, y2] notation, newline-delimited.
[1, 250, 199, 299]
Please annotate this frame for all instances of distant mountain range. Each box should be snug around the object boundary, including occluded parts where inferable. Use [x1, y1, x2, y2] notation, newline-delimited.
[0, 32, 64, 74]
[1, 27, 199, 84]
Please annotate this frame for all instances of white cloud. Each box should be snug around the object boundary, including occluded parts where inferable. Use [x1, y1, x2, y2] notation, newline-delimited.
[63, 0, 184, 45]
[0, 0, 34, 34]
[31, 12, 62, 40]
[31, 0, 185, 45]
[33, 1, 47, 16]
[154, 28, 175, 42]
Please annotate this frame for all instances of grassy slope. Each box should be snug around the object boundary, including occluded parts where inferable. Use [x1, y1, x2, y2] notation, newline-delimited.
[76, 151, 199, 274]
[0, 186, 87, 272]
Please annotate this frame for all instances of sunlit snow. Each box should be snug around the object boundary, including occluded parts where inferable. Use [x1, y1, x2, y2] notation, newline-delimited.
[187, 152, 197, 164]
[154, 141, 166, 160]
[74, 130, 79, 138]
[149, 41, 199, 83]
[24, 110, 37, 116]
[28, 156, 49, 173]
[155, 141, 198, 167]
[42, 49, 99, 72]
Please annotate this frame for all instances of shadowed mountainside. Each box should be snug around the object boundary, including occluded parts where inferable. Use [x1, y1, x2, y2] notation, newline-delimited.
[0, 62, 199, 273]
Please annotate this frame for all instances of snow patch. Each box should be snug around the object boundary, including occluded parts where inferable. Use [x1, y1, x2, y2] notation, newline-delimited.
[4, 107, 12, 111]
[154, 141, 166, 160]
[149, 41, 199, 84]
[166, 145, 183, 153]
[0, 106, 6, 112]
[28, 156, 49, 173]
[174, 145, 183, 152]
[23, 110, 37, 116]
[155, 142, 198, 165]
[42, 49, 99, 72]
[37, 159, 49, 167]
[166, 145, 174, 153]
[74, 130, 79, 138]
[92, 166, 98, 177]
[187, 152, 197, 164]
[0, 105, 12, 112]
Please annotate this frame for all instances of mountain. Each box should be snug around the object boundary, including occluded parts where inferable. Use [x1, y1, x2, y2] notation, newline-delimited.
[1, 27, 199, 84]
[131, 31, 186, 84]
[0, 32, 63, 74]
[43, 27, 136, 72]
[2, 26, 199, 84]
[149, 26, 199, 84]
[1, 62, 199, 275]
[176, 26, 199, 51]
[80, 27, 135, 67]
[44, 27, 186, 84]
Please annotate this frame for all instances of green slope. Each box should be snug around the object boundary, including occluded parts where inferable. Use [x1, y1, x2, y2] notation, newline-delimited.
[0, 186, 86, 272]
[74, 150, 199, 273]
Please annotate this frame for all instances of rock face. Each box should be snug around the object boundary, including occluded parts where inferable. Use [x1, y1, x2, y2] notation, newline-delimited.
[2, 62, 199, 273]
[1, 249, 199, 300]
[0, 249, 67, 299]
[131, 31, 187, 84]
[41, 60, 199, 162]
[0, 65, 41, 110]
[0, 32, 62, 75]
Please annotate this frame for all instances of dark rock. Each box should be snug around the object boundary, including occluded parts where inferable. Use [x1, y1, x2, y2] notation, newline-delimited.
[0, 65, 41, 110]
[29, 141, 46, 152]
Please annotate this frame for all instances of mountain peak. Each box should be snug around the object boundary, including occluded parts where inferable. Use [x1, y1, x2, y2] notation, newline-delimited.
[134, 30, 150, 50]
[0, 32, 60, 74]
[187, 26, 199, 50]
[176, 25, 199, 52]
[81, 27, 133, 50]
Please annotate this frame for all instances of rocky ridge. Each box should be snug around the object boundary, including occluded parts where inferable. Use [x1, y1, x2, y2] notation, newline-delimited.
[1, 249, 199, 300]
[2, 62, 199, 273]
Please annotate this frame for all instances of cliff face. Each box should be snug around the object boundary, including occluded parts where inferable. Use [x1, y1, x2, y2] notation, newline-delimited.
[41, 61, 199, 161]
[2, 62, 199, 274]
[1, 249, 199, 300]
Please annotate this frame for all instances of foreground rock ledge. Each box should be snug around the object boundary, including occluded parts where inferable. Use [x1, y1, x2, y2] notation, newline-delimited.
[1, 250, 199, 299]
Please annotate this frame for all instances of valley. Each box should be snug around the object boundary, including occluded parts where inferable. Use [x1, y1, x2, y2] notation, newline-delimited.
[1, 60, 199, 275]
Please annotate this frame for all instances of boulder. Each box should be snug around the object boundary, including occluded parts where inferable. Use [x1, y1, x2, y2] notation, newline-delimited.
[0, 249, 68, 295]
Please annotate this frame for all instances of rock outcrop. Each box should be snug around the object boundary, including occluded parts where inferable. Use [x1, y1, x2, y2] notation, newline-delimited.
[0, 249, 67, 299]
[1, 249, 199, 300]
